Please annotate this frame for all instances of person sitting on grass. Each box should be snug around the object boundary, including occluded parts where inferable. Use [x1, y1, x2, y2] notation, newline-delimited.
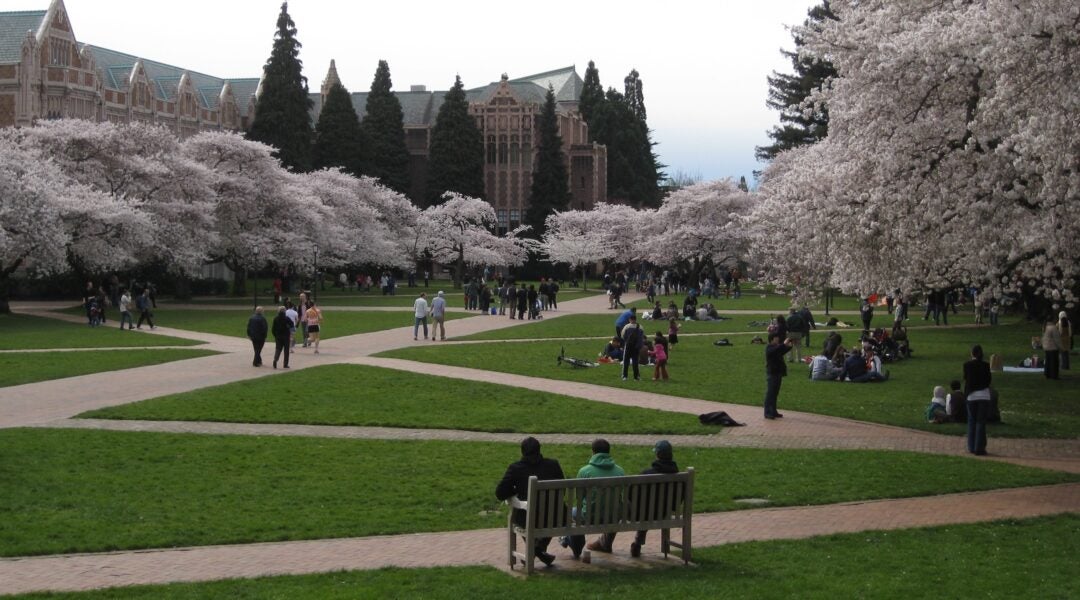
[946, 380, 967, 423]
[926, 385, 949, 423]
[809, 353, 842, 381]
[652, 301, 664, 321]
[599, 337, 623, 362]
[665, 301, 679, 321]
[840, 347, 889, 382]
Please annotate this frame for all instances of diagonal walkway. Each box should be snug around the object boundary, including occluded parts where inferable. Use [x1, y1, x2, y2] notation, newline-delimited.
[3, 292, 1078, 595]
[1, 483, 1076, 595]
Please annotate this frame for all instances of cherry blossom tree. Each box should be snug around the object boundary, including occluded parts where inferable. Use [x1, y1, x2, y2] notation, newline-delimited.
[17, 120, 217, 284]
[422, 192, 533, 286]
[541, 209, 617, 290]
[640, 180, 756, 285]
[0, 135, 147, 313]
[756, 0, 1080, 308]
[183, 131, 316, 295]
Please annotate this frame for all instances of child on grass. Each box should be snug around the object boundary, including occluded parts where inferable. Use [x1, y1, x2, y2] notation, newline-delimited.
[667, 318, 680, 351]
[649, 337, 669, 381]
[926, 385, 949, 423]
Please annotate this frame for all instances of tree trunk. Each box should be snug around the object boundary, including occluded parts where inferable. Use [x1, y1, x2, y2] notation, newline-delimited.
[581, 266, 588, 291]
[453, 248, 465, 289]
[231, 265, 247, 296]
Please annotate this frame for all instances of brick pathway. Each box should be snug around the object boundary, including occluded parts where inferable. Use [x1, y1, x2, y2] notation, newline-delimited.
[1, 483, 1076, 595]
[3, 294, 1078, 595]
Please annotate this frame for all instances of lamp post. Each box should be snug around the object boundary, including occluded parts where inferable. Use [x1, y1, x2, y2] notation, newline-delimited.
[313, 244, 319, 304]
[251, 244, 259, 312]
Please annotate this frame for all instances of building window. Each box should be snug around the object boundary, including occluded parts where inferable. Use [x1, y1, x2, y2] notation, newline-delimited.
[50, 38, 70, 66]
[497, 209, 508, 235]
[521, 134, 532, 166]
[498, 135, 508, 165]
[509, 135, 519, 165]
[509, 209, 520, 229]
[580, 176, 586, 189]
[487, 135, 497, 164]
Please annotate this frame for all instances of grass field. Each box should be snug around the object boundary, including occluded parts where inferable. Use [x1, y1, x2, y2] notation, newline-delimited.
[79, 364, 714, 434]
[55, 307, 472, 340]
[0, 314, 202, 350]
[2, 428, 1072, 557]
[378, 323, 1080, 438]
[11, 515, 1076, 599]
[23, 514, 1080, 599]
[0, 349, 220, 388]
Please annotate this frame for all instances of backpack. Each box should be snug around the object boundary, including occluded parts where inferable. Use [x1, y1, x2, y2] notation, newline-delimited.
[698, 411, 745, 427]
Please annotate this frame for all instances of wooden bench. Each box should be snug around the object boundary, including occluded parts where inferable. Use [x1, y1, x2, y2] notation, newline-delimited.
[506, 468, 695, 574]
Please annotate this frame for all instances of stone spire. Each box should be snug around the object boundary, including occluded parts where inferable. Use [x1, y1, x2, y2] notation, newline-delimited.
[321, 59, 341, 101]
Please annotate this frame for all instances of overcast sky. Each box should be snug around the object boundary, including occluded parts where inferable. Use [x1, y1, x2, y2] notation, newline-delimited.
[17, 0, 817, 183]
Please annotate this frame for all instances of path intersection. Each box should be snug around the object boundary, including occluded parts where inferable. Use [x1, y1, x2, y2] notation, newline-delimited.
[2, 292, 1078, 595]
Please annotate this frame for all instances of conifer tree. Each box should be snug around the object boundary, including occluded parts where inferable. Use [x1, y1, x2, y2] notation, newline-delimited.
[525, 86, 570, 239]
[360, 60, 410, 195]
[755, 1, 838, 161]
[313, 82, 364, 176]
[589, 87, 661, 208]
[738, 175, 749, 192]
[426, 75, 485, 207]
[247, 2, 313, 172]
[579, 60, 604, 124]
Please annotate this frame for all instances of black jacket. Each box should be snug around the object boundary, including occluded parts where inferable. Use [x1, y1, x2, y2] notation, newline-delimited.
[247, 313, 268, 341]
[963, 358, 992, 395]
[634, 458, 680, 520]
[765, 342, 791, 376]
[495, 454, 565, 528]
[271, 313, 292, 341]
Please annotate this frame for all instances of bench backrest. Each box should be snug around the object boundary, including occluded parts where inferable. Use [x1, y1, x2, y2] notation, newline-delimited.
[514, 468, 694, 535]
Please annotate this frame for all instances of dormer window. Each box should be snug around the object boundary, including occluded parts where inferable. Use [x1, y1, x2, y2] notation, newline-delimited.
[49, 38, 70, 66]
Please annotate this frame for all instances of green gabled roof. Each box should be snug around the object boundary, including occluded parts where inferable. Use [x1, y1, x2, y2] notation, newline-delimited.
[0, 10, 45, 63]
[84, 44, 248, 111]
[509, 65, 582, 103]
[225, 78, 260, 117]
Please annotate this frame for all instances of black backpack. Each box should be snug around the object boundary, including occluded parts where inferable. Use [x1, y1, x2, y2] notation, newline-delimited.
[698, 411, 744, 426]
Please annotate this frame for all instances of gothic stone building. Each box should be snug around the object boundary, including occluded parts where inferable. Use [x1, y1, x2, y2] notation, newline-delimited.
[0, 0, 259, 135]
[1, 0, 607, 229]
[317, 62, 607, 234]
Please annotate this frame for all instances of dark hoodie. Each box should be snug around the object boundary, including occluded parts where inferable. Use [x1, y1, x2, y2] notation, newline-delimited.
[496, 453, 565, 528]
[635, 457, 680, 520]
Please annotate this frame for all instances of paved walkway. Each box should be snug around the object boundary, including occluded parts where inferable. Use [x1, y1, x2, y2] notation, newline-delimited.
[1, 483, 1076, 595]
[3, 293, 1079, 595]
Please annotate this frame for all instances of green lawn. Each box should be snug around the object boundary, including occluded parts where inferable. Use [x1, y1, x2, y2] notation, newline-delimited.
[1, 428, 1072, 557]
[454, 312, 782, 341]
[172, 285, 604, 308]
[0, 314, 202, 350]
[80, 364, 713, 434]
[55, 307, 471, 339]
[379, 323, 1080, 438]
[0, 349, 220, 388]
[13, 515, 1077, 599]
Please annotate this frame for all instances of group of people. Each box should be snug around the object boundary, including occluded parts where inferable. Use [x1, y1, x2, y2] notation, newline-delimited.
[495, 436, 680, 566]
[247, 292, 322, 368]
[1040, 311, 1073, 379]
[411, 291, 448, 341]
[604, 307, 676, 382]
[83, 280, 156, 330]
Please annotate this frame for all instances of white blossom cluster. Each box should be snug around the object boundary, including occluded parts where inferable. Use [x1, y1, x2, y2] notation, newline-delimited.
[753, 0, 1079, 306]
[1, 120, 532, 287]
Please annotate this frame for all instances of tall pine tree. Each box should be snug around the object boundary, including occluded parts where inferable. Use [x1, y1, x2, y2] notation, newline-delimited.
[426, 75, 485, 207]
[579, 60, 604, 124]
[755, 1, 838, 161]
[313, 82, 365, 175]
[247, 2, 313, 173]
[360, 60, 410, 195]
[525, 86, 570, 239]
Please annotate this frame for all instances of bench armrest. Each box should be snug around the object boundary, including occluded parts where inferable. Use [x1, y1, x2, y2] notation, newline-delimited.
[508, 497, 528, 510]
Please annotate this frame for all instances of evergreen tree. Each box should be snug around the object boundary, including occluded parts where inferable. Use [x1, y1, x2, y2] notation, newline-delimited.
[426, 75, 485, 207]
[589, 87, 662, 208]
[623, 69, 646, 122]
[579, 60, 604, 124]
[360, 60, 411, 195]
[755, 1, 838, 161]
[525, 86, 570, 239]
[247, 2, 313, 173]
[738, 175, 749, 192]
[313, 82, 364, 176]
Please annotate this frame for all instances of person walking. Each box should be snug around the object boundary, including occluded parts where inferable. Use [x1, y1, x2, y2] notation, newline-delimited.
[135, 289, 155, 329]
[963, 344, 992, 455]
[1059, 311, 1072, 371]
[763, 332, 794, 419]
[118, 288, 134, 330]
[413, 292, 429, 340]
[246, 307, 268, 367]
[431, 291, 447, 341]
[271, 307, 291, 369]
[305, 302, 323, 354]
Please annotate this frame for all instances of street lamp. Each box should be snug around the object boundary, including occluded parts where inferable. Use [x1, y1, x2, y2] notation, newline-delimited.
[251, 244, 259, 312]
[313, 244, 319, 304]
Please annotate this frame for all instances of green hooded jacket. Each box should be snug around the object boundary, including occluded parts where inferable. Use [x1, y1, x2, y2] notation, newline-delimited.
[576, 453, 625, 523]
